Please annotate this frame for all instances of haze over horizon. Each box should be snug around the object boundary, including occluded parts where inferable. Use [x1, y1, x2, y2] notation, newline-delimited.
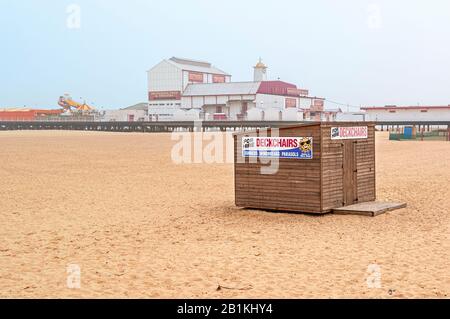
[1, 0, 449, 110]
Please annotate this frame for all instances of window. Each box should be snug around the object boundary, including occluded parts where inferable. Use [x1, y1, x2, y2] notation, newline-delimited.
[242, 102, 248, 113]
[420, 110, 428, 113]
[216, 106, 223, 113]
[389, 110, 396, 113]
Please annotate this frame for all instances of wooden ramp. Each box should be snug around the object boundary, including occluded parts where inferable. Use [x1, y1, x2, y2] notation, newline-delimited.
[333, 201, 407, 217]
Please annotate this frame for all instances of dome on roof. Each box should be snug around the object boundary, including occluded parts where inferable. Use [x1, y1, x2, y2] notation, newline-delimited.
[254, 58, 267, 69]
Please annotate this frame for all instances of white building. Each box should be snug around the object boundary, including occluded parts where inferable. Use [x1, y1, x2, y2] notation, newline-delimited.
[361, 105, 450, 121]
[102, 103, 148, 122]
[147, 57, 231, 121]
[182, 81, 260, 120]
[182, 80, 334, 121]
[147, 57, 336, 121]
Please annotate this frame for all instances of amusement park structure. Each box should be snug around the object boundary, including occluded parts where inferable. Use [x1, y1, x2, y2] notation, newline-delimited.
[58, 94, 95, 112]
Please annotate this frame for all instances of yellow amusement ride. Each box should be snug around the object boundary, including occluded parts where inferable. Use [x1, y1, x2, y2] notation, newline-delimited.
[58, 94, 95, 112]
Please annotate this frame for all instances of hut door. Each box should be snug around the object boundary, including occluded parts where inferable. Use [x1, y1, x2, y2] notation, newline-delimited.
[342, 141, 358, 206]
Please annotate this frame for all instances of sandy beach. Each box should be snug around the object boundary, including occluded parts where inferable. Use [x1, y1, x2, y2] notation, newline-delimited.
[0, 130, 449, 298]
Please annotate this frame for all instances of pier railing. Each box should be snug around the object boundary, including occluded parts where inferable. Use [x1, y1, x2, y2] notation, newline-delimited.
[1, 120, 450, 133]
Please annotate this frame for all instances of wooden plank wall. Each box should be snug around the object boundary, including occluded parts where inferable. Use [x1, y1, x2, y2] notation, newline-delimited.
[321, 124, 376, 211]
[355, 126, 376, 203]
[234, 125, 323, 213]
[321, 126, 344, 211]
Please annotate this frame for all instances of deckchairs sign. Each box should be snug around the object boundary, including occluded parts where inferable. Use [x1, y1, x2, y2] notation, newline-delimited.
[242, 137, 313, 159]
[331, 126, 368, 140]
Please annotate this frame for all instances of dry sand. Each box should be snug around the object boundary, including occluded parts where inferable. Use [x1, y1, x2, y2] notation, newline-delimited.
[0, 130, 449, 298]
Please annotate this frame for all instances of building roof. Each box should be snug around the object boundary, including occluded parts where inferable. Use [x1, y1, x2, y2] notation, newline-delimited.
[362, 105, 450, 111]
[183, 80, 312, 97]
[183, 81, 262, 96]
[0, 107, 33, 112]
[170, 57, 211, 68]
[257, 81, 298, 96]
[166, 57, 230, 76]
[0, 108, 62, 114]
[122, 103, 148, 111]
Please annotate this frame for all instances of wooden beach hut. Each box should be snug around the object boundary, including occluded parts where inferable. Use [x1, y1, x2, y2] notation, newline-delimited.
[233, 122, 376, 214]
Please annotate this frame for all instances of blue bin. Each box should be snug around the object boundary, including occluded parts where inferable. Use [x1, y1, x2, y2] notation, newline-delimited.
[404, 127, 413, 139]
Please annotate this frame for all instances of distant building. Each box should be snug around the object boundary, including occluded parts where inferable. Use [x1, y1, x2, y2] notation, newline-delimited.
[102, 102, 149, 122]
[0, 108, 62, 121]
[122, 102, 149, 111]
[182, 80, 334, 121]
[361, 105, 450, 121]
[147, 57, 333, 121]
[147, 57, 231, 119]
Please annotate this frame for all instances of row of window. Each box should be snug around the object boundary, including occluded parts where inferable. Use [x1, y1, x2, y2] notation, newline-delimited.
[149, 103, 181, 107]
[389, 110, 428, 113]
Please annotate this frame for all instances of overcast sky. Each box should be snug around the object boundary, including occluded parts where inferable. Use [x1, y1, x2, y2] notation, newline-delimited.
[1, 0, 449, 110]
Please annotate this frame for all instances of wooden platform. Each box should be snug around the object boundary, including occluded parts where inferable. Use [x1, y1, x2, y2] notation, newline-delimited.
[333, 201, 407, 217]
